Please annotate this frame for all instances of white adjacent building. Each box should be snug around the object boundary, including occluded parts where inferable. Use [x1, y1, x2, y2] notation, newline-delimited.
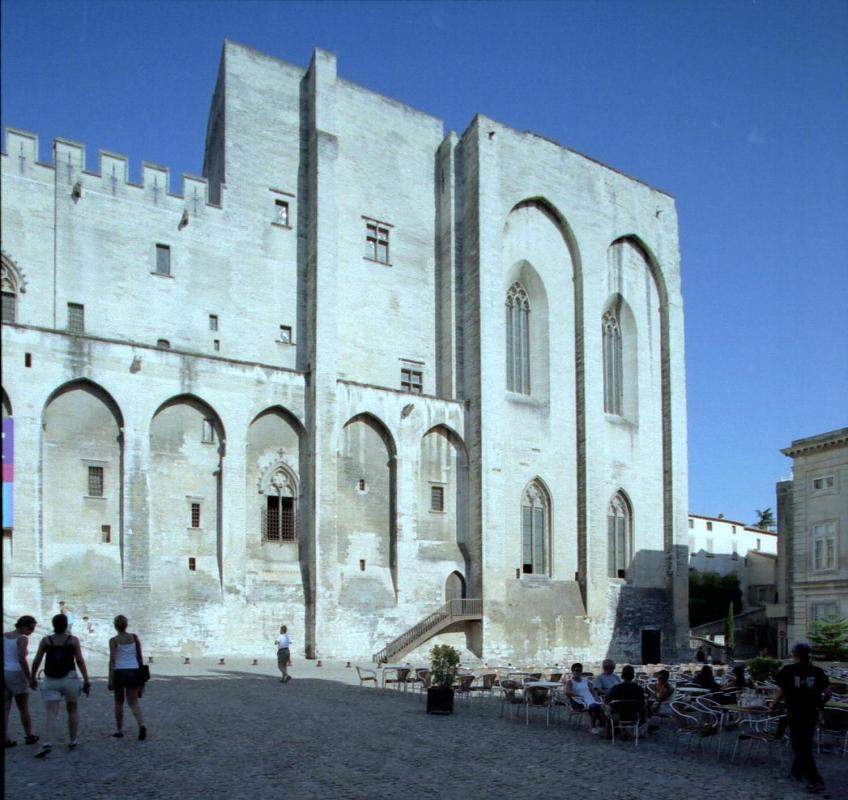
[1, 41, 690, 663]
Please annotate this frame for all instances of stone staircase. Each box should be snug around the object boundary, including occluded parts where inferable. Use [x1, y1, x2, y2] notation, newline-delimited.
[372, 598, 482, 664]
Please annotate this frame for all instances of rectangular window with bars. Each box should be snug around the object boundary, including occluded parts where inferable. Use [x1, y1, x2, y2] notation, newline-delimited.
[365, 222, 390, 264]
[2, 291, 15, 323]
[262, 496, 296, 542]
[209, 314, 218, 331]
[190, 502, 201, 529]
[430, 485, 444, 512]
[101, 524, 111, 543]
[401, 368, 423, 394]
[155, 244, 171, 275]
[68, 303, 85, 334]
[87, 466, 104, 497]
[274, 199, 289, 227]
[188, 557, 196, 571]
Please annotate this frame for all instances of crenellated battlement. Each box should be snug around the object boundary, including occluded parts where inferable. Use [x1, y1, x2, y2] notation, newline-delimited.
[2, 127, 224, 212]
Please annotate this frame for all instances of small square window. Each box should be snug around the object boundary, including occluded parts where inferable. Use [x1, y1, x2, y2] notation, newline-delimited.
[87, 466, 104, 497]
[201, 419, 215, 444]
[279, 325, 292, 344]
[274, 199, 289, 227]
[688, 519, 693, 529]
[155, 244, 171, 276]
[731, 525, 736, 534]
[209, 314, 218, 331]
[813, 476, 835, 492]
[191, 502, 201, 529]
[706, 521, 713, 531]
[358, 478, 366, 492]
[213, 339, 220, 352]
[401, 368, 423, 394]
[430, 485, 445, 512]
[359, 559, 366, 572]
[68, 303, 85, 334]
[188, 557, 196, 571]
[24, 353, 32, 368]
[157, 339, 170, 349]
[101, 524, 111, 543]
[365, 222, 390, 264]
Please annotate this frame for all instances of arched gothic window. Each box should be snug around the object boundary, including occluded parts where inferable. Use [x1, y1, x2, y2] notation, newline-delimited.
[607, 492, 632, 578]
[521, 481, 549, 575]
[262, 466, 297, 542]
[506, 282, 531, 394]
[602, 308, 623, 415]
[1, 255, 21, 324]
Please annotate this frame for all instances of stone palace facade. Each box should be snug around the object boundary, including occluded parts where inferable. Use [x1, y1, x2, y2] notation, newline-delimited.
[1, 41, 690, 663]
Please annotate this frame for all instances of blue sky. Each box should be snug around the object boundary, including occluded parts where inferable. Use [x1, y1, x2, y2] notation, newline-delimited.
[2, 1, 846, 524]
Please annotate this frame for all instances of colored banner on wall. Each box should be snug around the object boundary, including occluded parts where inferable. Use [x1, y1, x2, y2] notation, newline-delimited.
[2, 418, 12, 527]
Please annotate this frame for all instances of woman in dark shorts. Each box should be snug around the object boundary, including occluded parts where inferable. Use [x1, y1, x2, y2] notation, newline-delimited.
[108, 615, 147, 740]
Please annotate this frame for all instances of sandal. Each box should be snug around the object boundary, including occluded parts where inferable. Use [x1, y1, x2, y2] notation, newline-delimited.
[24, 735, 39, 745]
[138, 726, 147, 741]
[67, 741, 78, 750]
[111, 731, 124, 738]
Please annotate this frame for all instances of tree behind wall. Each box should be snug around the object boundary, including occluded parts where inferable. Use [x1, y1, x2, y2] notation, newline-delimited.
[810, 615, 848, 661]
[689, 572, 743, 627]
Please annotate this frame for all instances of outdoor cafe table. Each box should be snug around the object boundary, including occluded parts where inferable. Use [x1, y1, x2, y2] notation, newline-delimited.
[381, 664, 413, 690]
[675, 686, 711, 696]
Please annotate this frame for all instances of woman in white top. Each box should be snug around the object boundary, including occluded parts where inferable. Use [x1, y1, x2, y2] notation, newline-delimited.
[564, 662, 606, 730]
[108, 615, 147, 740]
[4, 615, 39, 748]
[276, 625, 292, 683]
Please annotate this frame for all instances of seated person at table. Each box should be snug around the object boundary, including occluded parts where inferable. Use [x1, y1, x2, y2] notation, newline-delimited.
[693, 665, 719, 693]
[647, 669, 674, 731]
[607, 665, 646, 724]
[564, 663, 605, 729]
[723, 665, 754, 692]
[595, 659, 621, 696]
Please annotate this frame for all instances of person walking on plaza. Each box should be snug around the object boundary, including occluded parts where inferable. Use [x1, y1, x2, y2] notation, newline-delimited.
[276, 625, 292, 683]
[30, 614, 90, 758]
[57, 602, 75, 634]
[108, 615, 147, 741]
[773, 642, 830, 794]
[4, 615, 39, 748]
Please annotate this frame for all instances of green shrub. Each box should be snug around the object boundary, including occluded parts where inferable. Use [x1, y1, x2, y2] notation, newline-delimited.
[430, 644, 461, 688]
[746, 656, 781, 682]
[810, 615, 848, 662]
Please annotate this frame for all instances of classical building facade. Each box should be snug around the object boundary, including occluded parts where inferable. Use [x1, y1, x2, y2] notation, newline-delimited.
[774, 428, 848, 650]
[1, 41, 690, 662]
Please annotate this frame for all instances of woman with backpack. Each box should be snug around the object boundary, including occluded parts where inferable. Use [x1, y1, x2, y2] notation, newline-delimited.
[30, 613, 90, 758]
[108, 615, 147, 740]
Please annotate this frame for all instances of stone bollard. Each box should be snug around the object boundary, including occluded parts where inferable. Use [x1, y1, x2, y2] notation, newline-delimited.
[252, 658, 258, 666]
[316, 660, 323, 667]
[219, 658, 225, 665]
[345, 661, 351, 668]
[184, 657, 191, 665]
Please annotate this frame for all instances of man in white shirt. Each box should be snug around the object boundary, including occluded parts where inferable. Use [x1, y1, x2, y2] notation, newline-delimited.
[595, 659, 622, 696]
[58, 601, 75, 634]
[276, 625, 292, 683]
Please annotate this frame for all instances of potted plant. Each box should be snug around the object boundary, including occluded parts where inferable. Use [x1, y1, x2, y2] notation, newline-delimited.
[426, 644, 460, 715]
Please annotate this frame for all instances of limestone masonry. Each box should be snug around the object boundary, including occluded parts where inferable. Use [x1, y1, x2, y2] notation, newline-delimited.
[1, 41, 690, 663]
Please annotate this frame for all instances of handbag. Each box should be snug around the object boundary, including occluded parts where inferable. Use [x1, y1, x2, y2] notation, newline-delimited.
[133, 634, 151, 682]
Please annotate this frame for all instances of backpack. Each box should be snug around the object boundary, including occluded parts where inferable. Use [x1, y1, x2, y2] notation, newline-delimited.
[44, 635, 76, 678]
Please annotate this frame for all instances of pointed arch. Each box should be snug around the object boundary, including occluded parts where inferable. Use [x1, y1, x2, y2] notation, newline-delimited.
[608, 490, 634, 578]
[521, 477, 552, 576]
[249, 404, 306, 439]
[152, 393, 225, 455]
[610, 235, 673, 556]
[43, 379, 124, 432]
[342, 412, 397, 459]
[445, 570, 466, 601]
[506, 280, 531, 394]
[506, 198, 586, 588]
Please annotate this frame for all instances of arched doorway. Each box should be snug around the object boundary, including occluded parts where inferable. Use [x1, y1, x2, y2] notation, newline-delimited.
[445, 571, 466, 602]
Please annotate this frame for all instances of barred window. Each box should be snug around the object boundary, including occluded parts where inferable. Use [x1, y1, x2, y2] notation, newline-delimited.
[430, 485, 445, 512]
[87, 466, 104, 497]
[155, 244, 171, 276]
[1, 291, 15, 323]
[101, 524, 111, 543]
[607, 492, 632, 578]
[506, 282, 530, 394]
[68, 303, 85, 334]
[602, 309, 622, 414]
[365, 222, 390, 264]
[188, 557, 196, 571]
[190, 502, 201, 529]
[262, 468, 297, 543]
[209, 314, 218, 331]
[401, 367, 423, 394]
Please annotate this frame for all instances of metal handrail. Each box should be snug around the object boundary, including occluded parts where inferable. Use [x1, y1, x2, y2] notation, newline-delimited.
[372, 598, 482, 663]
